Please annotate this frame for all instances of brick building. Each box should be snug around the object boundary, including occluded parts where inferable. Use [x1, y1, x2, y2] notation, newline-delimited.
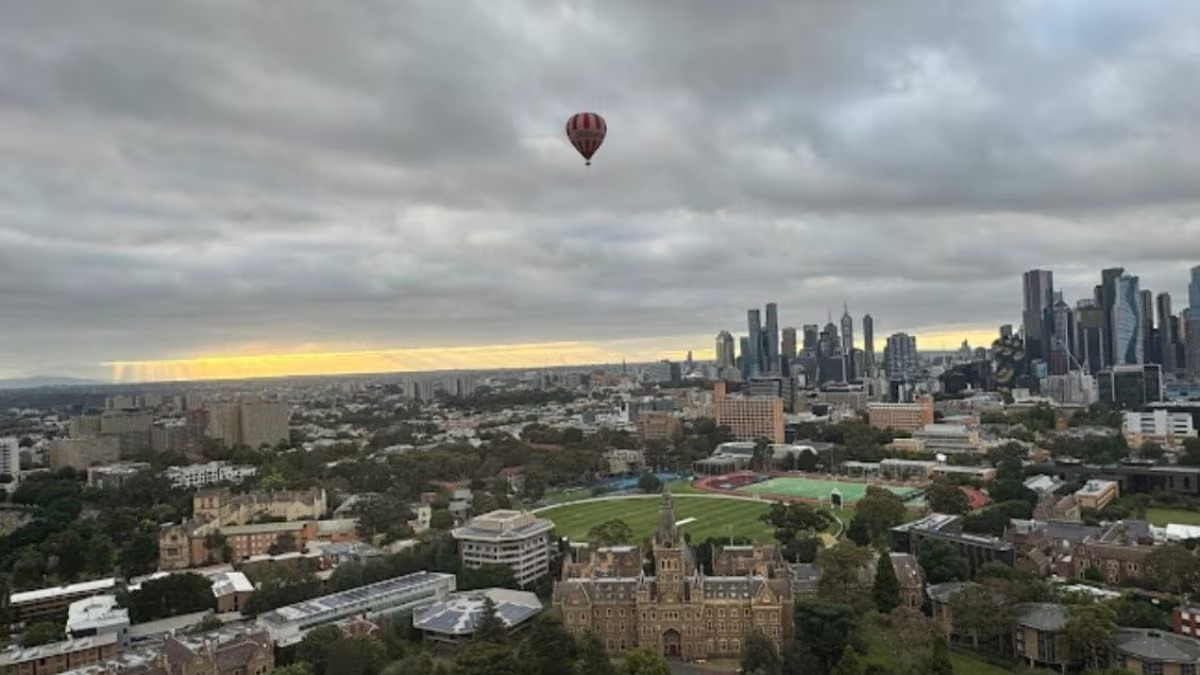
[554, 492, 794, 660]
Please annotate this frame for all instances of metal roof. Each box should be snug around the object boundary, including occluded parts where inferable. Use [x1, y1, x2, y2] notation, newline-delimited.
[412, 588, 542, 636]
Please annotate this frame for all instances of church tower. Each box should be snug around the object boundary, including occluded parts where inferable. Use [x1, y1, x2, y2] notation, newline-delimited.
[654, 490, 686, 602]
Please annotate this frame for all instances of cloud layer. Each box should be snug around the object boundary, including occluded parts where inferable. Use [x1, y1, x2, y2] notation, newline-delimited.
[3, 0, 1200, 378]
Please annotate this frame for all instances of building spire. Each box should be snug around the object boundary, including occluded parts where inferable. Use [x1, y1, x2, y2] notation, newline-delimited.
[843, 299, 849, 317]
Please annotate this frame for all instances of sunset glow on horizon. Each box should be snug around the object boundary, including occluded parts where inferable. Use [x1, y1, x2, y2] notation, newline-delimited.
[105, 327, 1000, 383]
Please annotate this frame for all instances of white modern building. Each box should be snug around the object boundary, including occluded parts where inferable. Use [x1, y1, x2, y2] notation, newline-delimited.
[259, 571, 456, 647]
[0, 437, 20, 492]
[452, 510, 555, 588]
[66, 595, 130, 645]
[1123, 410, 1197, 448]
[164, 461, 258, 489]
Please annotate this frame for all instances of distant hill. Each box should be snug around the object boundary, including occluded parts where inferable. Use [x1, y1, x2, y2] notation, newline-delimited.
[0, 376, 105, 390]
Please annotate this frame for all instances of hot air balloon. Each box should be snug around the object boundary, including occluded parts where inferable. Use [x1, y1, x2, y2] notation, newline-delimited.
[565, 112, 606, 166]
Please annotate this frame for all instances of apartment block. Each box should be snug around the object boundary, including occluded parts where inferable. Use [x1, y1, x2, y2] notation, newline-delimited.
[867, 396, 935, 433]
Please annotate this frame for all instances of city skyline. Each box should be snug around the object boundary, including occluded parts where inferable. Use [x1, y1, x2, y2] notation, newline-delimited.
[4, 2, 1200, 381]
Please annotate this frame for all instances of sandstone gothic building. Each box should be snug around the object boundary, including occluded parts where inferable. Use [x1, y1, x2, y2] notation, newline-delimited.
[553, 491, 794, 660]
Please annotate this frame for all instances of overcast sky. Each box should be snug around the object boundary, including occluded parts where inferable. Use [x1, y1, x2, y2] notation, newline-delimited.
[3, 1, 1200, 381]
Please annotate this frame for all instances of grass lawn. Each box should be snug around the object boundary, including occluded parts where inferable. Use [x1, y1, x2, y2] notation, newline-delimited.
[1146, 507, 1200, 527]
[540, 495, 777, 543]
[737, 476, 917, 503]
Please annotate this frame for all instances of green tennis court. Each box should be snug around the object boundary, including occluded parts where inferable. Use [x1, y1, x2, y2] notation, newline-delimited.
[737, 476, 917, 504]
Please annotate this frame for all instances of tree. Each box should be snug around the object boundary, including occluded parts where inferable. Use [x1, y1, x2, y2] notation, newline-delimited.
[928, 633, 954, 675]
[516, 615, 577, 675]
[637, 472, 662, 493]
[120, 572, 215, 623]
[855, 487, 907, 545]
[1066, 602, 1118, 670]
[22, 621, 64, 647]
[455, 641, 520, 675]
[297, 625, 344, 675]
[947, 583, 1010, 650]
[917, 539, 969, 584]
[587, 519, 634, 547]
[523, 468, 547, 503]
[1145, 544, 1200, 594]
[1114, 597, 1170, 629]
[793, 600, 863, 674]
[473, 597, 507, 643]
[382, 653, 435, 675]
[429, 509, 455, 530]
[620, 648, 671, 675]
[845, 517, 872, 547]
[817, 543, 874, 609]
[872, 551, 901, 614]
[925, 481, 969, 515]
[1139, 441, 1166, 461]
[831, 646, 864, 675]
[271, 665, 311, 675]
[326, 634, 387, 675]
[741, 628, 782, 675]
[987, 479, 1037, 506]
[575, 631, 617, 675]
[751, 438, 772, 472]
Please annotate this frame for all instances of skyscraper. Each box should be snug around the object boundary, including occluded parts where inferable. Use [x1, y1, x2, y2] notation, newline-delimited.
[1188, 266, 1200, 377]
[715, 331, 736, 369]
[1140, 289, 1155, 364]
[781, 327, 797, 361]
[802, 325, 819, 354]
[1112, 274, 1143, 365]
[739, 337, 752, 381]
[1100, 267, 1125, 367]
[764, 303, 780, 375]
[1050, 292, 1074, 374]
[862, 314, 875, 376]
[1075, 300, 1104, 375]
[1157, 293, 1175, 374]
[747, 309, 763, 377]
[884, 332, 918, 384]
[840, 303, 855, 379]
[1022, 269, 1055, 362]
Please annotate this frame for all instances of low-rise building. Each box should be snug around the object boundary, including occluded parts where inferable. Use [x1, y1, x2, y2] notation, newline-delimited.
[1123, 410, 1198, 448]
[911, 424, 983, 455]
[1013, 603, 1075, 671]
[413, 588, 543, 645]
[1175, 605, 1200, 638]
[889, 553, 925, 609]
[8, 579, 118, 628]
[1074, 479, 1119, 510]
[603, 449, 645, 475]
[890, 514, 1015, 576]
[637, 412, 682, 442]
[85, 463, 151, 490]
[163, 462, 257, 489]
[452, 510, 554, 588]
[259, 571, 456, 647]
[193, 487, 327, 527]
[210, 571, 255, 614]
[158, 518, 357, 570]
[867, 396, 934, 433]
[0, 633, 118, 675]
[1116, 627, 1200, 673]
[927, 581, 976, 637]
[65, 596, 128, 645]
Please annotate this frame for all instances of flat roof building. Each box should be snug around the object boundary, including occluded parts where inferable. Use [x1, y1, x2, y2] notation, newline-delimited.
[1074, 479, 1120, 511]
[65, 596, 129, 645]
[867, 396, 934, 433]
[452, 510, 555, 588]
[0, 633, 118, 675]
[8, 579, 117, 627]
[259, 571, 456, 647]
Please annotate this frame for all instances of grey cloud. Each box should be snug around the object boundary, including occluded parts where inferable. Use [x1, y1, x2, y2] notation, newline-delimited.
[2, 0, 1200, 376]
